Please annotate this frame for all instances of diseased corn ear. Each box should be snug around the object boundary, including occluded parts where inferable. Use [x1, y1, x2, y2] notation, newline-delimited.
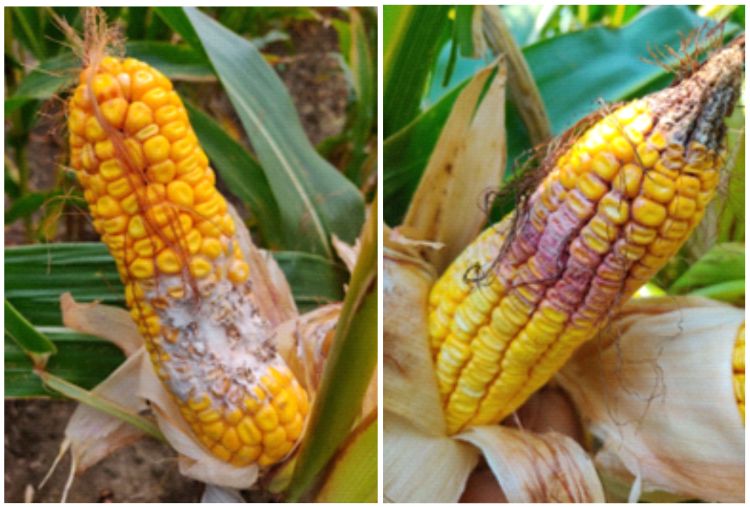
[428, 36, 745, 434]
[558, 296, 744, 502]
[67, 56, 308, 467]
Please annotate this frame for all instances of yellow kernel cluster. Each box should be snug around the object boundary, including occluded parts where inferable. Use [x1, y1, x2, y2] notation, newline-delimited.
[429, 99, 724, 434]
[178, 365, 310, 466]
[734, 322, 745, 423]
[68, 56, 308, 467]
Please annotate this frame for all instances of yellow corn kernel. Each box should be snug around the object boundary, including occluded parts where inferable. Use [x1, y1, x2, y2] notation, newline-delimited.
[147, 159, 176, 184]
[189, 256, 213, 278]
[255, 405, 279, 432]
[156, 248, 182, 274]
[642, 170, 676, 203]
[143, 135, 171, 164]
[166, 180, 194, 207]
[100, 97, 128, 129]
[124, 102, 153, 134]
[632, 196, 667, 227]
[129, 258, 155, 279]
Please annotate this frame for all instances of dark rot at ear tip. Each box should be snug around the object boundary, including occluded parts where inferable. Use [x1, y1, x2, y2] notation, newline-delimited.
[646, 35, 745, 151]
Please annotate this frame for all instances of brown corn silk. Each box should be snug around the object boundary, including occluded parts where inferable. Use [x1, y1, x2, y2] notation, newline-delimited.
[67, 56, 309, 467]
[429, 36, 745, 434]
[734, 322, 745, 422]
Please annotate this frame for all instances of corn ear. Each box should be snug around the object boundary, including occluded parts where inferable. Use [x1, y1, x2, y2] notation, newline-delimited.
[67, 55, 308, 467]
[428, 37, 745, 434]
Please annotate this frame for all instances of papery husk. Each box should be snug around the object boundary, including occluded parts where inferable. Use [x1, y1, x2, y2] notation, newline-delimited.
[275, 302, 341, 393]
[401, 57, 507, 273]
[384, 411, 478, 503]
[384, 243, 482, 502]
[201, 485, 245, 503]
[61, 292, 142, 356]
[383, 246, 444, 436]
[457, 425, 605, 502]
[558, 296, 745, 502]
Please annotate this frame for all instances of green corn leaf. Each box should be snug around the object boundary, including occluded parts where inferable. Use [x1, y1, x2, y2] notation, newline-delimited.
[185, 7, 365, 258]
[287, 199, 377, 501]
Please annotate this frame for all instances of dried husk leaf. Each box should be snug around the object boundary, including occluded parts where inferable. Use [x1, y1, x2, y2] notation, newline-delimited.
[558, 296, 744, 502]
[384, 412, 478, 503]
[228, 203, 298, 327]
[60, 292, 141, 356]
[383, 246, 444, 436]
[401, 57, 507, 272]
[201, 485, 245, 503]
[457, 426, 605, 502]
[275, 302, 341, 393]
[332, 234, 360, 273]
[59, 348, 149, 474]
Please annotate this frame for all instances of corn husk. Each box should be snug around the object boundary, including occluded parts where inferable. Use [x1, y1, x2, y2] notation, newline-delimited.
[400, 57, 507, 272]
[558, 296, 745, 502]
[457, 425, 605, 502]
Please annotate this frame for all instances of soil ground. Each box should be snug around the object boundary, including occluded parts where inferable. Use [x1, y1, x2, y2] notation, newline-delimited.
[5, 13, 350, 502]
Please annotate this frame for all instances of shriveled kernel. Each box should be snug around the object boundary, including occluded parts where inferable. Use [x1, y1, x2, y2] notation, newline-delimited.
[171, 137, 196, 161]
[598, 193, 630, 225]
[147, 159, 176, 184]
[96, 195, 121, 218]
[611, 136, 635, 162]
[676, 175, 700, 198]
[189, 257, 213, 278]
[632, 196, 667, 227]
[107, 178, 133, 199]
[238, 418, 262, 446]
[625, 222, 657, 245]
[156, 248, 182, 274]
[131, 69, 157, 99]
[203, 420, 226, 441]
[668, 195, 696, 219]
[636, 142, 659, 168]
[143, 135, 171, 164]
[263, 427, 287, 450]
[124, 138, 145, 170]
[612, 163, 642, 198]
[197, 409, 221, 423]
[100, 97, 128, 128]
[200, 237, 223, 259]
[141, 87, 170, 110]
[161, 120, 187, 142]
[591, 152, 620, 181]
[155, 105, 180, 126]
[85, 116, 107, 142]
[125, 102, 153, 134]
[129, 258, 155, 279]
[255, 405, 279, 431]
[121, 194, 139, 215]
[134, 123, 160, 142]
[163, 184, 194, 214]
[577, 172, 609, 200]
[642, 171, 676, 203]
[103, 216, 128, 235]
[99, 159, 125, 180]
[186, 229, 202, 254]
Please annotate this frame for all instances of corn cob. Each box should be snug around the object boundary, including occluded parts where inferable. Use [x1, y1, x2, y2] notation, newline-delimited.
[428, 37, 744, 434]
[733, 322, 744, 422]
[67, 56, 308, 467]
